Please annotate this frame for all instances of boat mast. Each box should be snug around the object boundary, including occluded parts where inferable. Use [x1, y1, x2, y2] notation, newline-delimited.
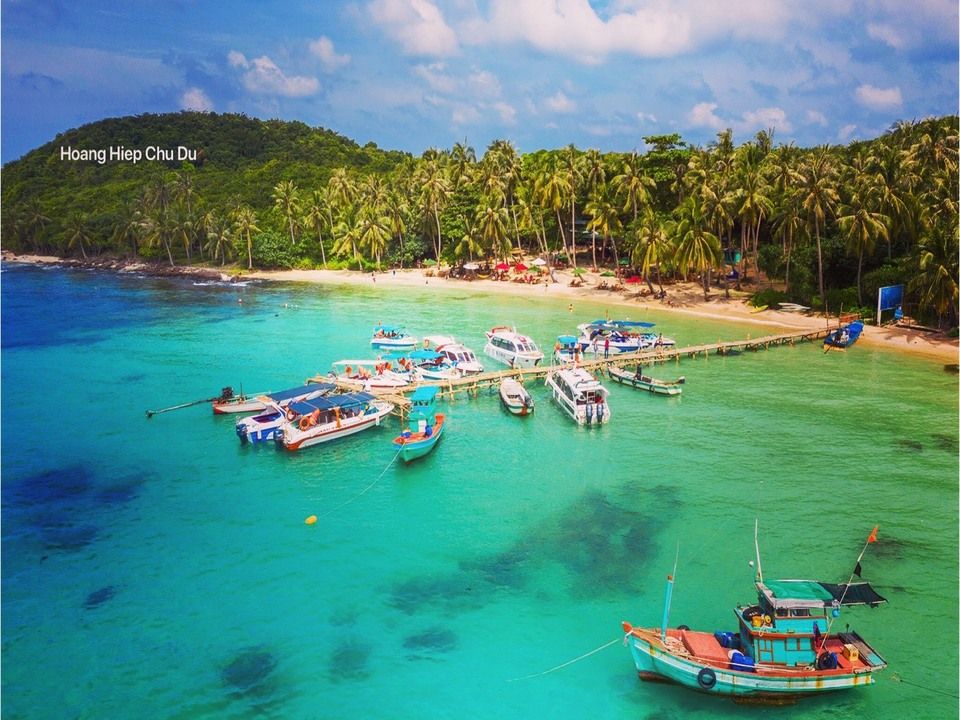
[660, 544, 680, 642]
[754, 518, 764, 583]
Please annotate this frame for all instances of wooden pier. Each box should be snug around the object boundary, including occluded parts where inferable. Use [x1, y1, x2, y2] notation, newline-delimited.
[308, 326, 833, 416]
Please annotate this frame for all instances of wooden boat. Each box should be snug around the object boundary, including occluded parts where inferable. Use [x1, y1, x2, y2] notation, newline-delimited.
[392, 387, 444, 462]
[824, 320, 864, 350]
[212, 382, 332, 415]
[484, 326, 544, 368]
[235, 382, 337, 443]
[275, 392, 394, 451]
[370, 323, 418, 350]
[623, 527, 887, 701]
[499, 377, 534, 416]
[545, 367, 610, 425]
[608, 365, 685, 395]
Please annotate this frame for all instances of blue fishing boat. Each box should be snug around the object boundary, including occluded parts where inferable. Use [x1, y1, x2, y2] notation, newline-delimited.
[622, 527, 887, 702]
[393, 386, 444, 462]
[824, 320, 864, 350]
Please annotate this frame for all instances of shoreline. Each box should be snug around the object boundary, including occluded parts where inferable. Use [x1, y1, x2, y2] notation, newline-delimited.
[4, 252, 958, 364]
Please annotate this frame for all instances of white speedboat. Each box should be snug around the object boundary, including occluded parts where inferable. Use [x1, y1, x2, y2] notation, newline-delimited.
[370, 324, 418, 350]
[423, 335, 485, 375]
[545, 367, 611, 425]
[576, 320, 676, 355]
[275, 392, 394, 451]
[331, 360, 412, 391]
[385, 350, 463, 382]
[212, 382, 333, 415]
[499, 378, 535, 416]
[553, 335, 580, 364]
[484, 326, 543, 368]
[235, 382, 337, 443]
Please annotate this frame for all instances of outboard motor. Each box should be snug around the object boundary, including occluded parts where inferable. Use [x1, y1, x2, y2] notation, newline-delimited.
[586, 403, 594, 424]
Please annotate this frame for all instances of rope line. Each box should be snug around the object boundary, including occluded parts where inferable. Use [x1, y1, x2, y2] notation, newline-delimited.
[890, 673, 960, 699]
[506, 638, 621, 682]
[316, 445, 404, 520]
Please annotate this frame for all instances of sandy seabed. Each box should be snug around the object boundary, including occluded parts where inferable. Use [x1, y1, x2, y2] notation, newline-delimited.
[4, 252, 957, 364]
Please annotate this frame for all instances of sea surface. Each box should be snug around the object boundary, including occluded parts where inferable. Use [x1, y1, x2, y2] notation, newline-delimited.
[2, 263, 957, 720]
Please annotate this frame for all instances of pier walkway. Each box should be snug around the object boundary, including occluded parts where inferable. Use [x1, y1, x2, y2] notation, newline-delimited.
[308, 326, 833, 415]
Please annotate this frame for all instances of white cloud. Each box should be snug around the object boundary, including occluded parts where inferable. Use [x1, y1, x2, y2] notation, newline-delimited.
[414, 63, 457, 93]
[637, 112, 658, 124]
[309, 36, 351, 72]
[493, 101, 517, 124]
[838, 123, 858, 141]
[855, 83, 902, 109]
[451, 103, 481, 124]
[866, 23, 904, 50]
[230, 53, 320, 97]
[468, 70, 501, 99]
[687, 101, 723, 129]
[740, 107, 791, 133]
[545, 91, 576, 113]
[367, 0, 458, 56]
[181, 87, 213, 111]
[806, 109, 828, 126]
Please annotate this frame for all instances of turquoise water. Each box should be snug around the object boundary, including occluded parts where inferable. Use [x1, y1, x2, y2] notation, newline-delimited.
[2, 264, 957, 719]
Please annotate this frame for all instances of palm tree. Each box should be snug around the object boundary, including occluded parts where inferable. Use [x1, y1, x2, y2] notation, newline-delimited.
[632, 210, 673, 296]
[799, 148, 839, 307]
[66, 211, 92, 259]
[584, 186, 622, 268]
[911, 229, 958, 328]
[672, 195, 721, 299]
[612, 153, 656, 223]
[771, 190, 805, 293]
[272, 180, 301, 246]
[450, 141, 476, 189]
[205, 213, 234, 266]
[734, 159, 773, 286]
[475, 198, 510, 261]
[232, 205, 260, 270]
[418, 159, 451, 262]
[24, 199, 50, 252]
[561, 144, 582, 267]
[356, 207, 390, 268]
[838, 180, 890, 305]
[305, 189, 330, 268]
[383, 188, 408, 267]
[535, 161, 573, 261]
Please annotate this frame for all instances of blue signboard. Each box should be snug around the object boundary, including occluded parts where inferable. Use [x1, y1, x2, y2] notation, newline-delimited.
[878, 284, 904, 311]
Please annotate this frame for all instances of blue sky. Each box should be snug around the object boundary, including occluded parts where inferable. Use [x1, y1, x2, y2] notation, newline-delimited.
[2, 0, 957, 162]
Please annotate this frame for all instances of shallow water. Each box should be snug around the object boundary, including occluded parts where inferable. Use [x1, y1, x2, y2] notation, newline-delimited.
[2, 264, 957, 719]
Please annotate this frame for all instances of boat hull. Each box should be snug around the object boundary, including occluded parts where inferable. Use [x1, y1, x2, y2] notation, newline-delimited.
[393, 416, 444, 462]
[370, 338, 417, 350]
[625, 628, 879, 699]
[499, 380, 534, 415]
[608, 367, 684, 395]
[279, 403, 393, 451]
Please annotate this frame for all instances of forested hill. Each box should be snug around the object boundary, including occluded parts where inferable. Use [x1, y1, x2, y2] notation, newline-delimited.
[2, 111, 409, 225]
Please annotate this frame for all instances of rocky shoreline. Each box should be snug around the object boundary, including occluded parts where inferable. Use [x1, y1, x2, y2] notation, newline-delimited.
[1, 250, 242, 282]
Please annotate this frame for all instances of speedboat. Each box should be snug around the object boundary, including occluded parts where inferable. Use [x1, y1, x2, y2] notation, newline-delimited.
[383, 350, 463, 382]
[370, 324, 418, 350]
[235, 383, 337, 443]
[484, 326, 543, 368]
[577, 320, 675, 355]
[275, 392, 394, 451]
[423, 335, 485, 374]
[331, 360, 412, 391]
[622, 527, 888, 701]
[553, 335, 580, 364]
[499, 377, 535, 416]
[212, 382, 334, 415]
[392, 386, 444, 462]
[544, 367, 610, 425]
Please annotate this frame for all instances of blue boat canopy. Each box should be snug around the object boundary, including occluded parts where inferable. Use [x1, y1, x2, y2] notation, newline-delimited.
[289, 392, 375, 415]
[410, 386, 439, 403]
[759, 580, 887, 610]
[267, 383, 335, 402]
[590, 319, 656, 328]
[373, 324, 403, 333]
[557, 335, 578, 344]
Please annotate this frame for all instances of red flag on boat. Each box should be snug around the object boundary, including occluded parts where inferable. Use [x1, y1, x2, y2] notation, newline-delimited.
[867, 526, 878, 543]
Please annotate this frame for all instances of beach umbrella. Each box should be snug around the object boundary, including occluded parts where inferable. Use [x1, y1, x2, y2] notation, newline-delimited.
[600, 270, 615, 277]
[531, 258, 547, 266]
[495, 262, 510, 271]
[626, 275, 641, 284]
[423, 259, 437, 266]
[572, 267, 586, 275]
[619, 258, 631, 266]
[463, 262, 479, 270]
[514, 263, 528, 272]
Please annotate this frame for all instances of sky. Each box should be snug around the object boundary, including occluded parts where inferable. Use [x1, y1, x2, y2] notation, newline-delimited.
[2, 0, 958, 163]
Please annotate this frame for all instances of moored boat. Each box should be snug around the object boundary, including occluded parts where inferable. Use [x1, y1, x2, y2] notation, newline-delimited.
[392, 386, 444, 462]
[235, 382, 337, 443]
[275, 392, 394, 451]
[544, 367, 610, 425]
[499, 377, 535, 416]
[608, 365, 685, 395]
[484, 326, 544, 368]
[423, 335, 485, 374]
[824, 320, 864, 350]
[384, 349, 463, 382]
[331, 360, 412, 390]
[553, 335, 580, 364]
[622, 527, 888, 701]
[212, 382, 333, 415]
[576, 319, 676, 355]
[370, 323, 418, 350]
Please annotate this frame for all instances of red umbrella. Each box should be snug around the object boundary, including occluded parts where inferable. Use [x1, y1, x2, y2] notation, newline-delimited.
[495, 262, 510, 271]
[626, 275, 642, 284]
[513, 263, 528, 272]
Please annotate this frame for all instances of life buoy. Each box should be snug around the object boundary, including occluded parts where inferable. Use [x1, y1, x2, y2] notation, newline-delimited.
[697, 667, 717, 689]
[386, 362, 392, 370]
[298, 416, 311, 431]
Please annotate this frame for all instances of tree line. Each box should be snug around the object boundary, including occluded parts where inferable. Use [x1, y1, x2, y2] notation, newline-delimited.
[3, 113, 957, 329]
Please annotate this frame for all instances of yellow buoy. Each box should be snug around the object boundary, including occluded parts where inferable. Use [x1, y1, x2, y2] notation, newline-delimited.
[305, 515, 317, 525]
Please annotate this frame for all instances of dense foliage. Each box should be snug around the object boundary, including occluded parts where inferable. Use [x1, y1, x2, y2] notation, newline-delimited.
[3, 112, 957, 328]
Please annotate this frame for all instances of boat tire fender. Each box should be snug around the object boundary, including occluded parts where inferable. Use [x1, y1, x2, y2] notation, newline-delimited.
[816, 652, 838, 670]
[697, 667, 717, 690]
[678, 624, 690, 631]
